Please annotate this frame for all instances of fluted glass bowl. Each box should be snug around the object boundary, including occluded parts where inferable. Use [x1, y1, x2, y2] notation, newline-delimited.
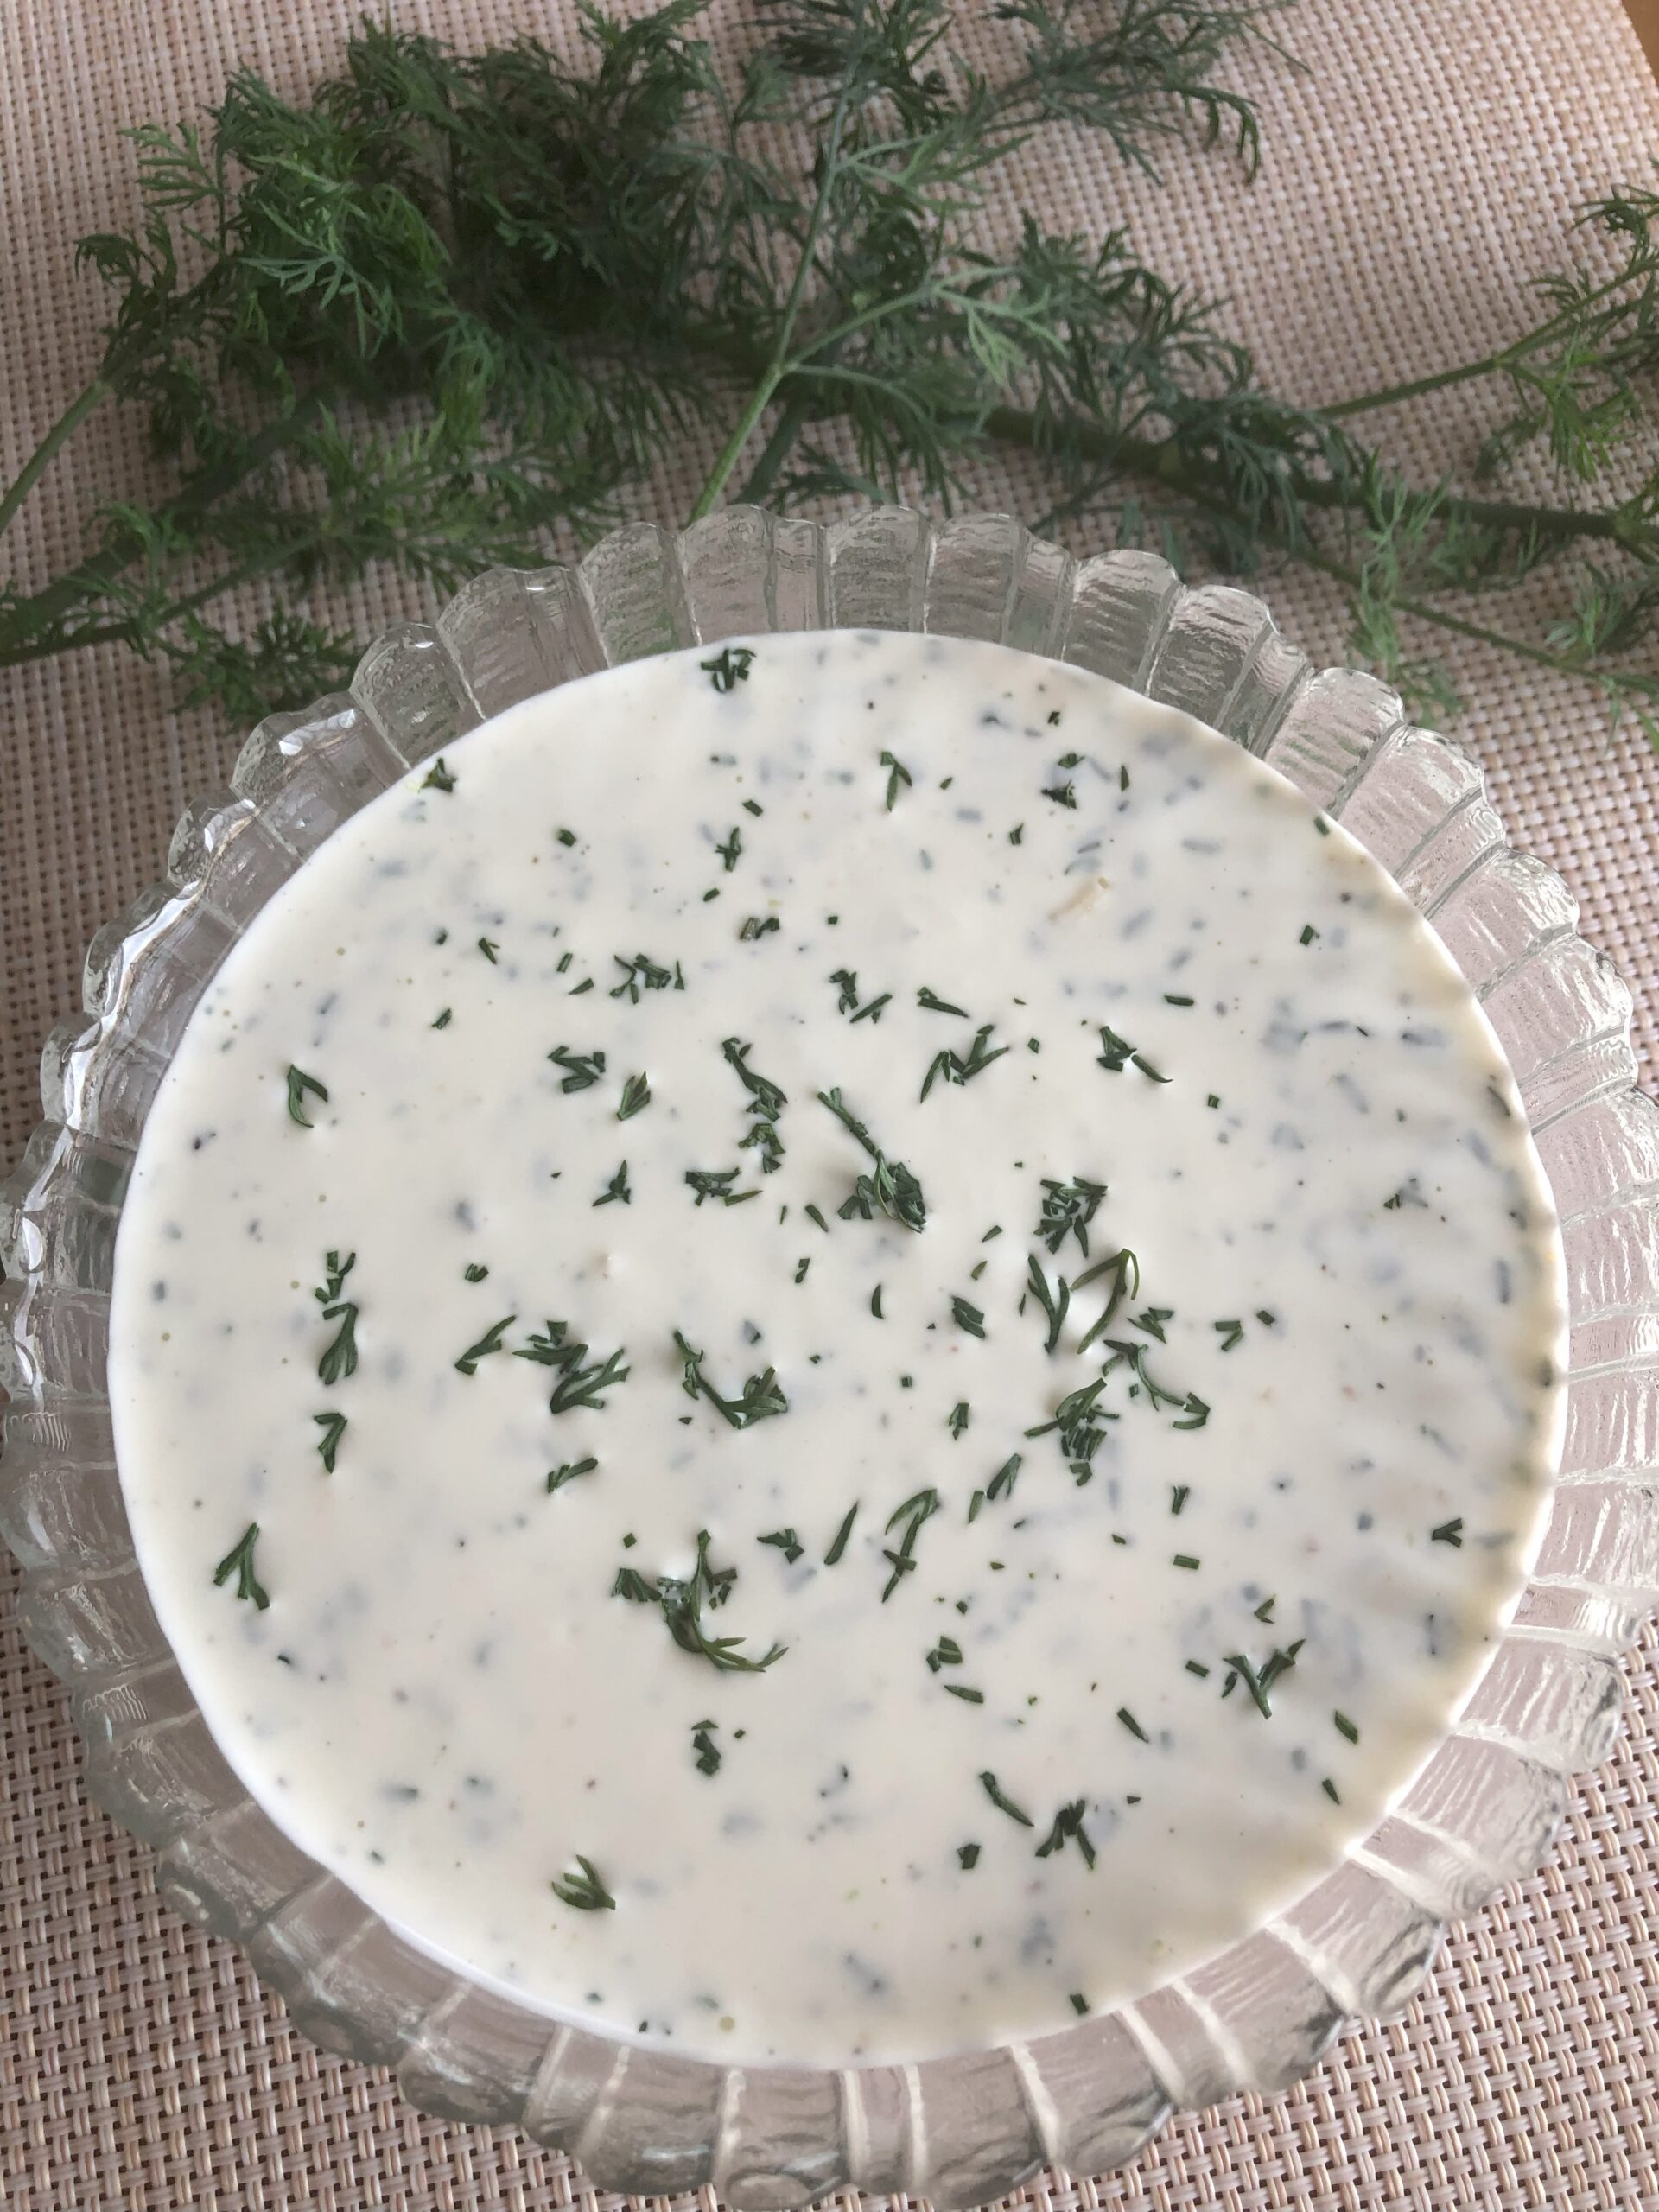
[4, 506, 1656, 2208]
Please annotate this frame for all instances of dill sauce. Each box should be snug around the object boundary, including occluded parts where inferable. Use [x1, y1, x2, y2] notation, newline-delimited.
[109, 630, 1564, 2066]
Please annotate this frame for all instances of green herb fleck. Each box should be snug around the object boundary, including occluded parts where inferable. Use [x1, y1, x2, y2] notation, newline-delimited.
[285, 1065, 327, 1128]
[1431, 1517, 1465, 1546]
[547, 1457, 599, 1494]
[551, 1856, 616, 1910]
[691, 1719, 722, 1776]
[421, 755, 455, 792]
[456, 1314, 516, 1374]
[594, 1160, 632, 1206]
[213, 1522, 269, 1610]
[312, 1410, 346, 1472]
[824, 1503, 859, 1566]
[950, 1296, 986, 1338]
[879, 749, 912, 810]
[675, 1329, 789, 1429]
[978, 1770, 1033, 1827]
[701, 645, 754, 692]
[617, 1071, 651, 1122]
[548, 1043, 607, 1092]
[759, 1528, 804, 1565]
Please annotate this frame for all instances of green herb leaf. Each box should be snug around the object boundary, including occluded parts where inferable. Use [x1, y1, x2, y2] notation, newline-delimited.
[285, 1065, 327, 1127]
[213, 1522, 269, 1609]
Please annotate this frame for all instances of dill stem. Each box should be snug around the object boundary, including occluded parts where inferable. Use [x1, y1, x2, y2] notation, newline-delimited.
[0, 379, 111, 542]
[1321, 262, 1649, 421]
[0, 389, 329, 651]
[688, 74, 857, 523]
[982, 405, 1630, 549]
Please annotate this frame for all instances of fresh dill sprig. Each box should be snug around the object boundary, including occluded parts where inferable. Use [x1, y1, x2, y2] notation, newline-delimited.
[0, 7, 1653, 742]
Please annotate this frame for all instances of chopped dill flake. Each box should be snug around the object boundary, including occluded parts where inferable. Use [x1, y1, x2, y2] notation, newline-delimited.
[1300, 923, 1319, 945]
[1116, 1707, 1147, 1741]
[518, 1321, 631, 1414]
[921, 1021, 1010, 1101]
[1025, 1254, 1070, 1353]
[871, 1285, 884, 1319]
[610, 950, 677, 1002]
[978, 1770, 1033, 1827]
[464, 1262, 488, 1282]
[881, 1486, 941, 1599]
[1007, 823, 1024, 844]
[1321, 1777, 1341, 1804]
[824, 1503, 859, 1566]
[742, 798, 763, 817]
[594, 1160, 632, 1206]
[879, 749, 912, 810]
[1334, 1711, 1359, 1744]
[1164, 993, 1194, 1007]
[819, 1086, 927, 1232]
[691, 1719, 721, 1776]
[1041, 779, 1077, 808]
[547, 1457, 598, 1494]
[988, 1454, 1021, 1503]
[715, 824, 742, 871]
[1037, 1175, 1107, 1256]
[793, 1255, 810, 1284]
[739, 914, 780, 939]
[431, 1007, 452, 1029]
[1185, 1659, 1211, 1678]
[917, 985, 969, 1016]
[957, 1842, 981, 1870]
[455, 1314, 517, 1374]
[758, 1528, 804, 1565]
[1069, 1993, 1090, 2017]
[314, 1249, 359, 1384]
[548, 1044, 607, 1092]
[1035, 1798, 1096, 1868]
[477, 936, 499, 963]
[312, 1410, 346, 1472]
[285, 1065, 327, 1127]
[1431, 1517, 1465, 1546]
[1254, 1595, 1277, 1623]
[947, 1400, 970, 1438]
[927, 1636, 963, 1672]
[551, 1856, 616, 1911]
[213, 1522, 270, 1609]
[617, 1071, 651, 1121]
[700, 645, 754, 692]
[649, 1529, 785, 1673]
[950, 1296, 986, 1338]
[685, 1167, 755, 1207]
[1213, 1318, 1244, 1351]
[420, 755, 455, 792]
[674, 1329, 789, 1429]
[1171, 1484, 1191, 1515]
[556, 827, 577, 848]
[944, 1683, 985, 1703]
[1173, 1554, 1200, 1570]
[1096, 1023, 1169, 1082]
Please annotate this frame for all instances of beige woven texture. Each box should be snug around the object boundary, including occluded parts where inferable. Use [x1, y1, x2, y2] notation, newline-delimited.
[4, 2, 1659, 2206]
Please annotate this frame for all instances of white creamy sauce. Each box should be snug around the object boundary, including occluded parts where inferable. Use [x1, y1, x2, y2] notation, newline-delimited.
[110, 630, 1564, 2066]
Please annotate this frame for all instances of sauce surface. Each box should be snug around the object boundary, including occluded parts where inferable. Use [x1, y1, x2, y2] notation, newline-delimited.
[110, 630, 1564, 2065]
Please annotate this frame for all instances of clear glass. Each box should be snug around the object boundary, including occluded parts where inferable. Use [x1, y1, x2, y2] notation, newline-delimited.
[3, 507, 1654, 2207]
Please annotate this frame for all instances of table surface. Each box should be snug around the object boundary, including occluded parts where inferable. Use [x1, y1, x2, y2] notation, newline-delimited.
[3, 4, 1658, 2209]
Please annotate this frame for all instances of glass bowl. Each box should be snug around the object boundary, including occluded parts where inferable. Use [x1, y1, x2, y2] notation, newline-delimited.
[3, 506, 1655, 2208]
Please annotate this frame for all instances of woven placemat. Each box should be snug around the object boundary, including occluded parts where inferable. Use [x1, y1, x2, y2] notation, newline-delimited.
[4, 3, 1659, 2207]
